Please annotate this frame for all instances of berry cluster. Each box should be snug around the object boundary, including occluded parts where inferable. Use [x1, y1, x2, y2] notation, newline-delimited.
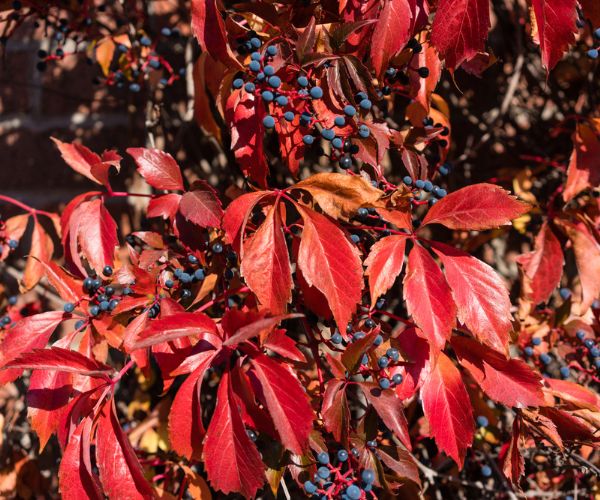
[585, 26, 600, 59]
[79, 266, 128, 318]
[304, 449, 377, 499]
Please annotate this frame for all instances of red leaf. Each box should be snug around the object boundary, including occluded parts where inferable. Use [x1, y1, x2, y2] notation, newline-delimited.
[4, 347, 112, 378]
[452, 336, 545, 408]
[370, 0, 413, 76]
[430, 0, 490, 69]
[557, 219, 600, 312]
[41, 261, 84, 303]
[0, 311, 65, 384]
[432, 242, 513, 352]
[169, 351, 216, 460]
[394, 327, 432, 401]
[223, 313, 301, 347]
[225, 89, 269, 187]
[563, 122, 600, 202]
[359, 382, 412, 450]
[516, 223, 563, 304]
[502, 417, 524, 486]
[22, 220, 54, 290]
[52, 137, 121, 189]
[264, 328, 306, 363]
[322, 380, 348, 442]
[223, 191, 272, 252]
[68, 198, 118, 276]
[59, 418, 103, 500]
[133, 312, 220, 349]
[364, 234, 409, 307]
[296, 206, 363, 330]
[127, 148, 184, 191]
[403, 243, 456, 351]
[420, 352, 474, 466]
[250, 353, 313, 454]
[96, 401, 155, 499]
[545, 378, 600, 411]
[421, 183, 529, 230]
[178, 181, 224, 228]
[203, 370, 265, 497]
[147, 193, 182, 220]
[191, 0, 242, 69]
[28, 369, 72, 451]
[342, 329, 381, 372]
[530, 0, 577, 70]
[240, 203, 292, 315]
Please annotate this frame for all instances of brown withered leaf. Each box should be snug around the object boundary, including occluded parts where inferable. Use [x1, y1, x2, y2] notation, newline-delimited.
[292, 172, 384, 221]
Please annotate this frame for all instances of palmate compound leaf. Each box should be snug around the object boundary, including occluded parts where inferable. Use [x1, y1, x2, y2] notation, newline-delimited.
[421, 183, 530, 230]
[451, 336, 546, 408]
[240, 202, 293, 315]
[420, 352, 474, 467]
[365, 234, 409, 307]
[203, 369, 266, 497]
[431, 241, 513, 353]
[296, 205, 363, 330]
[530, 0, 578, 70]
[430, 0, 490, 69]
[403, 243, 456, 351]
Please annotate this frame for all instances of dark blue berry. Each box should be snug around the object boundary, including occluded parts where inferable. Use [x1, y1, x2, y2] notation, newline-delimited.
[366, 440, 377, 448]
[140, 36, 152, 47]
[386, 348, 399, 361]
[63, 302, 75, 313]
[334, 116, 346, 127]
[250, 37, 261, 48]
[74, 320, 85, 330]
[1, 316, 11, 325]
[355, 92, 367, 101]
[374, 335, 383, 346]
[476, 415, 489, 427]
[415, 179, 425, 189]
[275, 95, 288, 106]
[531, 337, 542, 346]
[89, 305, 100, 316]
[256, 72, 265, 81]
[439, 165, 449, 175]
[591, 347, 600, 357]
[339, 155, 353, 169]
[7, 296, 17, 306]
[346, 485, 361, 500]
[417, 67, 430, 78]
[540, 353, 552, 365]
[481, 465, 492, 477]
[303, 135, 315, 145]
[262, 90, 274, 102]
[403, 176, 413, 185]
[317, 451, 329, 465]
[317, 466, 330, 479]
[248, 60, 261, 72]
[263, 65, 275, 76]
[304, 481, 318, 494]
[337, 449, 348, 461]
[331, 332, 343, 344]
[350, 234, 360, 243]
[560, 366, 570, 378]
[392, 373, 403, 385]
[161, 27, 172, 37]
[379, 378, 391, 389]
[559, 288, 571, 299]
[358, 125, 370, 138]
[233, 78, 244, 89]
[344, 105, 357, 117]
[359, 98, 372, 110]
[434, 187, 447, 197]
[263, 115, 276, 128]
[576, 330, 587, 340]
[365, 318, 376, 329]
[103, 265, 113, 276]
[8, 239, 18, 249]
[266, 45, 277, 56]
[268, 75, 281, 88]
[587, 49, 599, 59]
[100, 300, 110, 311]
[423, 180, 433, 192]
[297, 76, 309, 87]
[584, 339, 595, 349]
[310, 86, 323, 99]
[212, 242, 223, 253]
[194, 269, 205, 281]
[361, 469, 375, 484]
[122, 287, 132, 296]
[165, 279, 174, 288]
[284, 111, 295, 121]
[378, 356, 389, 368]
[109, 299, 119, 310]
[321, 128, 335, 140]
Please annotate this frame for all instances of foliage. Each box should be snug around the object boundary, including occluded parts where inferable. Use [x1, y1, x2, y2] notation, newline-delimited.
[0, 0, 600, 498]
